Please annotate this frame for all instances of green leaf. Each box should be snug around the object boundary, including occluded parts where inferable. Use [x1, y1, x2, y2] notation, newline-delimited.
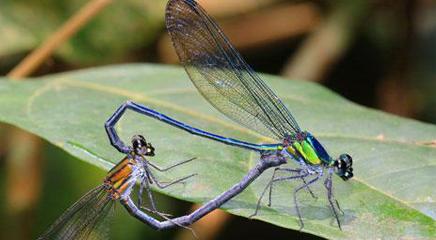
[0, 0, 166, 64]
[0, 64, 435, 239]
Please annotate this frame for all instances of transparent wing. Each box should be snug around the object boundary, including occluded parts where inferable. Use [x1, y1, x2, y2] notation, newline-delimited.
[38, 185, 114, 240]
[166, 0, 301, 140]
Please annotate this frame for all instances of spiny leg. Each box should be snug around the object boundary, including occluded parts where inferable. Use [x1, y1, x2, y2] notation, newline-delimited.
[147, 170, 197, 189]
[326, 169, 344, 215]
[143, 172, 159, 213]
[138, 176, 146, 208]
[137, 176, 172, 217]
[268, 167, 300, 206]
[323, 172, 342, 230]
[300, 176, 317, 199]
[148, 157, 197, 172]
[143, 165, 194, 209]
[329, 183, 345, 216]
[249, 179, 273, 218]
[249, 174, 308, 218]
[335, 200, 344, 215]
[140, 206, 173, 218]
[144, 169, 198, 237]
[293, 174, 321, 230]
[143, 171, 181, 218]
[267, 168, 316, 207]
[267, 167, 281, 207]
[324, 174, 341, 228]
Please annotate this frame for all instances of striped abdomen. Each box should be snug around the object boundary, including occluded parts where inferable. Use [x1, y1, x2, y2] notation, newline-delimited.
[104, 156, 139, 200]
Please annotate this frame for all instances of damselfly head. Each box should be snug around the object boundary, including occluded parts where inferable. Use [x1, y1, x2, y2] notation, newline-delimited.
[333, 154, 353, 181]
[132, 135, 155, 156]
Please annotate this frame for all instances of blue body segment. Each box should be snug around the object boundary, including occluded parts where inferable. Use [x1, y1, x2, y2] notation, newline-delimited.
[306, 133, 332, 164]
[103, 0, 352, 231]
[105, 101, 281, 154]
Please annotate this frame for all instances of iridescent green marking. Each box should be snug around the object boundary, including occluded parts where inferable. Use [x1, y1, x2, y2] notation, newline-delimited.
[259, 144, 282, 151]
[292, 141, 322, 165]
[306, 135, 332, 164]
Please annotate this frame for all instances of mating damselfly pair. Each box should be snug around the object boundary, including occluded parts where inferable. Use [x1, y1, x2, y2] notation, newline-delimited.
[39, 0, 353, 238]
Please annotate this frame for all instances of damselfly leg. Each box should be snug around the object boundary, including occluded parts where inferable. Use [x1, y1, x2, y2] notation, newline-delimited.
[293, 174, 322, 230]
[249, 169, 312, 218]
[104, 0, 353, 232]
[267, 167, 317, 207]
[249, 166, 325, 231]
[39, 134, 199, 239]
[138, 162, 196, 209]
[324, 170, 344, 230]
[148, 172, 197, 189]
[136, 156, 196, 202]
[146, 171, 198, 237]
[148, 157, 197, 172]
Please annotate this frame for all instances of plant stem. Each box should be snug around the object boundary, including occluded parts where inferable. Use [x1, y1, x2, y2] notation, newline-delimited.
[8, 0, 113, 78]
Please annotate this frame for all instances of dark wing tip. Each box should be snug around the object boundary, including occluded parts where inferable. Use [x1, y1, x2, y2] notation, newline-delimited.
[185, 0, 198, 6]
[166, 0, 199, 30]
[166, 0, 198, 13]
[165, 0, 205, 42]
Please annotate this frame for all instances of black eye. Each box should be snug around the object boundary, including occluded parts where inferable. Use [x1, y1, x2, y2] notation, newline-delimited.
[132, 140, 140, 149]
[131, 135, 148, 154]
[334, 153, 353, 180]
[340, 154, 352, 166]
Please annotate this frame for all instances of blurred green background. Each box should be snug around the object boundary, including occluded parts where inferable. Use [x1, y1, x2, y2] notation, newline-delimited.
[0, 0, 435, 239]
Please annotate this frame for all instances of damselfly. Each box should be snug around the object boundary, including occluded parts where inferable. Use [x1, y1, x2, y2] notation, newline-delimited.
[106, 0, 354, 230]
[38, 135, 196, 239]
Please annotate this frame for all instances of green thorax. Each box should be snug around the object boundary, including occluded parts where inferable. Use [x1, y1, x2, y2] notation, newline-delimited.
[286, 132, 333, 166]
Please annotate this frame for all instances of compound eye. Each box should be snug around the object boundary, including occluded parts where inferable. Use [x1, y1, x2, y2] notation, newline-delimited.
[334, 153, 354, 180]
[132, 140, 141, 150]
[340, 154, 352, 166]
[131, 135, 148, 154]
[333, 160, 343, 172]
[144, 143, 155, 156]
